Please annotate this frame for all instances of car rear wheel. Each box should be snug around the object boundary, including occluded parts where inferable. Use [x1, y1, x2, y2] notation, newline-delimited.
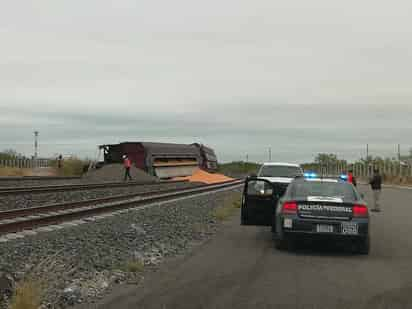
[358, 236, 370, 255]
[240, 207, 248, 225]
[241, 215, 248, 225]
[274, 231, 291, 250]
[274, 237, 288, 250]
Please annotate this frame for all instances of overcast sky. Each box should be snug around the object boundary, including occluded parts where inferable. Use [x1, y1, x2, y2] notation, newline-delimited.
[1, 0, 411, 162]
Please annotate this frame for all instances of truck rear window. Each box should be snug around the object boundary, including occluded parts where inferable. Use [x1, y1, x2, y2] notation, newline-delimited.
[258, 166, 302, 178]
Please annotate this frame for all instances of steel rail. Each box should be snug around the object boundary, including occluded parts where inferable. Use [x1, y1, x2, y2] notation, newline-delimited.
[0, 180, 187, 195]
[0, 180, 243, 235]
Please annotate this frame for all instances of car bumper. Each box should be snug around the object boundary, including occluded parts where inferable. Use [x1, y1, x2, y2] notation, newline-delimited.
[280, 216, 369, 237]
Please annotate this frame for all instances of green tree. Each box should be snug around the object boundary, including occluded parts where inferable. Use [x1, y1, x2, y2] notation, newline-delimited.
[0, 149, 19, 160]
[315, 153, 338, 165]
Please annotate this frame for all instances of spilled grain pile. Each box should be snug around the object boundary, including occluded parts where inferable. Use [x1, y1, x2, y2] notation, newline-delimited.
[173, 168, 233, 184]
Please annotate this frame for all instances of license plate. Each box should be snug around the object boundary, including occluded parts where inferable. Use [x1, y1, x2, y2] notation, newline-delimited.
[284, 218, 293, 228]
[316, 224, 334, 233]
[341, 222, 358, 235]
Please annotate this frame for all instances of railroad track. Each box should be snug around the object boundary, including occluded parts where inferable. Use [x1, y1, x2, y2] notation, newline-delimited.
[0, 180, 187, 196]
[0, 176, 81, 181]
[0, 180, 243, 236]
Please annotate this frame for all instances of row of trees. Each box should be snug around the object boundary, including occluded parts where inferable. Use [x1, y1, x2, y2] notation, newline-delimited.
[0, 149, 24, 160]
[307, 152, 412, 166]
[301, 152, 412, 176]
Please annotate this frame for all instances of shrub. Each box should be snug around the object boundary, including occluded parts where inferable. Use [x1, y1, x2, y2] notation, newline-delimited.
[10, 279, 42, 309]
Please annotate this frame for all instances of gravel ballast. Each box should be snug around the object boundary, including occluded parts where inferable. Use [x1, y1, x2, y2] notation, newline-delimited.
[0, 187, 241, 308]
[0, 181, 201, 211]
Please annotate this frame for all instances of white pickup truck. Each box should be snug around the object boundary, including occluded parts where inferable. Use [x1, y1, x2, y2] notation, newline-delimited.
[258, 162, 303, 185]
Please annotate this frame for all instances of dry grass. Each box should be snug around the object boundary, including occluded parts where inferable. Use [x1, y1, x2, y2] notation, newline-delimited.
[212, 193, 241, 221]
[9, 279, 42, 309]
[52, 157, 86, 177]
[385, 175, 412, 186]
[0, 167, 29, 176]
[0, 167, 58, 177]
[8, 250, 76, 309]
[123, 260, 145, 273]
[360, 176, 412, 186]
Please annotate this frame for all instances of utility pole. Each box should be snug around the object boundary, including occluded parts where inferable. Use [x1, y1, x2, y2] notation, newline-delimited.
[34, 131, 39, 169]
[34, 131, 39, 159]
[366, 144, 369, 161]
[268, 147, 272, 162]
[365, 143, 369, 177]
[246, 154, 249, 163]
[398, 144, 401, 177]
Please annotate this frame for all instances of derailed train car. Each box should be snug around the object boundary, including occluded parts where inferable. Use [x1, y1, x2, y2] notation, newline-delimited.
[192, 143, 218, 171]
[99, 142, 218, 179]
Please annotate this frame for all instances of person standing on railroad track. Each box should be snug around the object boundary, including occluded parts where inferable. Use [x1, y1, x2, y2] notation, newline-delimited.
[123, 154, 133, 181]
[370, 168, 382, 212]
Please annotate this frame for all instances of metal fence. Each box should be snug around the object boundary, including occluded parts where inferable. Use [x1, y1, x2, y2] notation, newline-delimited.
[0, 158, 50, 169]
[307, 162, 412, 178]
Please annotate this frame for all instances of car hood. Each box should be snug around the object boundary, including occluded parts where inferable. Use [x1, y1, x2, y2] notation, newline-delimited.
[258, 177, 294, 184]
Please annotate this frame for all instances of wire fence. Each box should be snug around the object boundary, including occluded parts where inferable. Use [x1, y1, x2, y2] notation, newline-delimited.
[0, 158, 50, 169]
[305, 162, 412, 178]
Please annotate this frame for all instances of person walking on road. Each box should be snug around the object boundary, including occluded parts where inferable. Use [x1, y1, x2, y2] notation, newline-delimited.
[123, 154, 133, 181]
[370, 169, 382, 212]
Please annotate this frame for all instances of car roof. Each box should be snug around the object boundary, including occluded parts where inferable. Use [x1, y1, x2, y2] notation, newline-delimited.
[261, 162, 301, 167]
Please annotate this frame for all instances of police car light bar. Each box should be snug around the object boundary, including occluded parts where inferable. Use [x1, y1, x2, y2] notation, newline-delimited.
[339, 174, 348, 180]
[304, 172, 318, 179]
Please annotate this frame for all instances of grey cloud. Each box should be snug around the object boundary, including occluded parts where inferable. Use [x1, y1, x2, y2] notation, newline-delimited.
[1, 0, 412, 162]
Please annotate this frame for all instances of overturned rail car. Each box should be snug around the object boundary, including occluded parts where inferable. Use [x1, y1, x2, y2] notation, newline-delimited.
[99, 142, 218, 178]
[192, 143, 218, 171]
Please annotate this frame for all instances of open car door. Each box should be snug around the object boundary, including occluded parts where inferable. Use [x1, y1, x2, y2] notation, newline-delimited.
[241, 177, 278, 226]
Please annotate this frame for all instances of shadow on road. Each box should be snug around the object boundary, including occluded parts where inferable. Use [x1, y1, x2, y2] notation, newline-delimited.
[284, 237, 365, 257]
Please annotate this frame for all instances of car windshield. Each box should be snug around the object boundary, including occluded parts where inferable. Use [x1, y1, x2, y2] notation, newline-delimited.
[291, 181, 358, 202]
[259, 165, 302, 178]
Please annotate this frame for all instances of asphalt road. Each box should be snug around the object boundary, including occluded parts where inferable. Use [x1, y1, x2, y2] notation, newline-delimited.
[93, 185, 412, 309]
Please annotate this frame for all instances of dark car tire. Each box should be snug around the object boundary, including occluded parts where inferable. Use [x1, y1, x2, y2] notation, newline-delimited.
[240, 208, 247, 225]
[274, 231, 289, 250]
[274, 237, 288, 250]
[271, 218, 276, 232]
[358, 236, 370, 255]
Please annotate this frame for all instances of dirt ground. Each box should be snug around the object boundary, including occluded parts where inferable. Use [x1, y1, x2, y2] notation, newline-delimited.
[0, 167, 58, 177]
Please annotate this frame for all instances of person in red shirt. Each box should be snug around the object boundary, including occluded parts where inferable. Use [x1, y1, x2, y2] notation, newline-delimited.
[123, 154, 133, 181]
[348, 169, 357, 187]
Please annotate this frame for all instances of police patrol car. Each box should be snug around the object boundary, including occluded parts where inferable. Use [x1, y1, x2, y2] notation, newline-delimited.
[241, 173, 370, 254]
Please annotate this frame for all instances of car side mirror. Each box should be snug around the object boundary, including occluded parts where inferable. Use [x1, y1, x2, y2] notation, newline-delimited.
[248, 173, 257, 179]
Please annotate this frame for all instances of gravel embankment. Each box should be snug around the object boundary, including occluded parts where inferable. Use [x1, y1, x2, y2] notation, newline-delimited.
[83, 164, 158, 183]
[0, 187, 241, 308]
[0, 182, 202, 211]
[0, 165, 158, 188]
[0, 178, 84, 188]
